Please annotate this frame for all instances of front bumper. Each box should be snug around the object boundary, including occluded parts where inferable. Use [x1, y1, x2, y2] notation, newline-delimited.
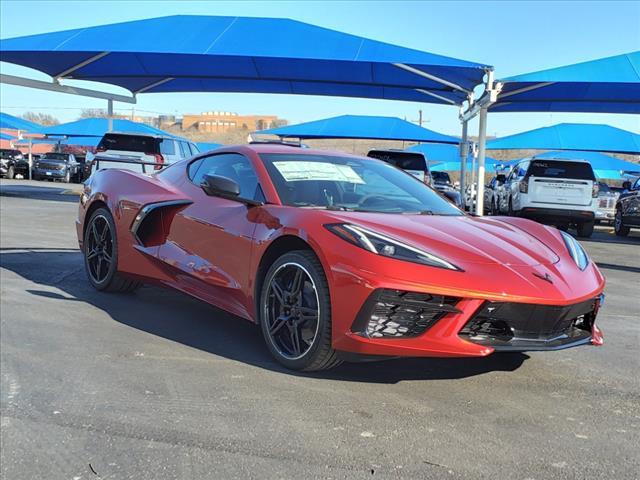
[326, 250, 605, 358]
[35, 168, 66, 178]
[458, 295, 604, 351]
[595, 209, 614, 221]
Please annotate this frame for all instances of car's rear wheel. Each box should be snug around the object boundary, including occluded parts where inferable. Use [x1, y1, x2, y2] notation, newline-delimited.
[260, 250, 341, 371]
[84, 207, 141, 292]
[614, 209, 630, 237]
[576, 220, 594, 238]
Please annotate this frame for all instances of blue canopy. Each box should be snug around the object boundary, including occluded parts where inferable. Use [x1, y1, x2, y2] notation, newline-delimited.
[0, 112, 41, 131]
[35, 118, 177, 139]
[407, 143, 498, 172]
[196, 142, 222, 152]
[1, 132, 16, 141]
[257, 115, 460, 144]
[487, 123, 640, 155]
[0, 15, 489, 106]
[492, 51, 640, 114]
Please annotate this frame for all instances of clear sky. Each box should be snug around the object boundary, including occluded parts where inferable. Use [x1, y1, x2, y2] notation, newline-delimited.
[1, 0, 638, 137]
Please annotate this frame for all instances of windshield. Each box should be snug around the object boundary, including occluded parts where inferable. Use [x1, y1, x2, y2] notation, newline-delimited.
[432, 171, 451, 184]
[260, 153, 463, 215]
[42, 153, 68, 161]
[527, 160, 595, 181]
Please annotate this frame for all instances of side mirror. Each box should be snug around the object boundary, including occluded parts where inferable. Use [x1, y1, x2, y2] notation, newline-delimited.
[201, 174, 240, 198]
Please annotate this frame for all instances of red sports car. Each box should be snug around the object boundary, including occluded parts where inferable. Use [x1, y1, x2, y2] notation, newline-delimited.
[77, 143, 605, 371]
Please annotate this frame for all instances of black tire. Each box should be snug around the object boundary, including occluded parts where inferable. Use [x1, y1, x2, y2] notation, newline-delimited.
[6, 166, 15, 179]
[259, 250, 341, 371]
[83, 207, 141, 293]
[508, 197, 514, 216]
[614, 209, 630, 237]
[33, 174, 40, 181]
[577, 220, 595, 238]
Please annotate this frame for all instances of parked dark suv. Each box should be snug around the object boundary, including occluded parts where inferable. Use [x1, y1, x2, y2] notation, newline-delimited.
[0, 149, 29, 179]
[614, 177, 640, 236]
[33, 152, 82, 183]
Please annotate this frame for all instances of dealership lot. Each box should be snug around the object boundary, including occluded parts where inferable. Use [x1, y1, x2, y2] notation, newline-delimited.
[1, 179, 638, 480]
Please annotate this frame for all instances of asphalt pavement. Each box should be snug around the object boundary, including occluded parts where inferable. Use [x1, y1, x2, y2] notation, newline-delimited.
[1, 179, 639, 480]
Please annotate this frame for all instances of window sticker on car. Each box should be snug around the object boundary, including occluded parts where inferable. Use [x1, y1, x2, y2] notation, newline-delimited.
[273, 161, 365, 184]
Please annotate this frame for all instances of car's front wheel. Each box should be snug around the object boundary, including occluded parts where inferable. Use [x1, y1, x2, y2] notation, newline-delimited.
[259, 250, 341, 371]
[576, 220, 594, 238]
[614, 209, 630, 237]
[84, 207, 141, 292]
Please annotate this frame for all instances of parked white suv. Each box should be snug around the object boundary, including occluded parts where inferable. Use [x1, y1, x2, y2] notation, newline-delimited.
[498, 157, 598, 237]
[87, 132, 199, 174]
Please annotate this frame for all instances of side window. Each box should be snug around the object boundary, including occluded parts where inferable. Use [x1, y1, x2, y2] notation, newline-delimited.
[189, 143, 199, 155]
[190, 153, 260, 200]
[160, 139, 176, 156]
[507, 166, 517, 181]
[188, 158, 204, 179]
[178, 141, 189, 158]
[633, 178, 640, 191]
[517, 161, 529, 178]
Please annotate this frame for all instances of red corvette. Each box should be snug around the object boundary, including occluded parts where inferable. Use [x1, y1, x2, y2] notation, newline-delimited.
[77, 143, 605, 371]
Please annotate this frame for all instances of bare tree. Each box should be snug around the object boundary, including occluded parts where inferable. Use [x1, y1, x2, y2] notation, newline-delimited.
[22, 112, 60, 125]
[79, 108, 109, 119]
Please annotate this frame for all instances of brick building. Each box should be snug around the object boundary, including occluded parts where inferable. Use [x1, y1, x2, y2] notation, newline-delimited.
[182, 111, 282, 132]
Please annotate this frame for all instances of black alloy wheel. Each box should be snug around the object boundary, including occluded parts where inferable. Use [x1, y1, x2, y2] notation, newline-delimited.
[614, 209, 630, 237]
[85, 212, 115, 286]
[83, 207, 141, 292]
[260, 251, 340, 371]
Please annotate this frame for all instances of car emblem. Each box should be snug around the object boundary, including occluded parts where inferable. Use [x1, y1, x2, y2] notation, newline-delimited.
[532, 271, 553, 284]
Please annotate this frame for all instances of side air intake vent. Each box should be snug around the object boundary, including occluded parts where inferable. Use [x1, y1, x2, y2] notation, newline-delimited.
[352, 289, 462, 338]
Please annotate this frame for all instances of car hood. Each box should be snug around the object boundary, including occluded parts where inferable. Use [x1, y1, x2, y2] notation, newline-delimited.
[322, 212, 560, 267]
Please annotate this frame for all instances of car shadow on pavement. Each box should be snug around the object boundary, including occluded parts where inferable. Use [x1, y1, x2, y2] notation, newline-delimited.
[0, 184, 81, 203]
[1, 249, 528, 383]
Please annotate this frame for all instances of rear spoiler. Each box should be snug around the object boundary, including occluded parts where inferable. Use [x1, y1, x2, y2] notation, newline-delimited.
[93, 155, 165, 174]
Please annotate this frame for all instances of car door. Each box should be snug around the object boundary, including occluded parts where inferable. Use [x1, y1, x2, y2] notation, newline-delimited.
[158, 152, 264, 320]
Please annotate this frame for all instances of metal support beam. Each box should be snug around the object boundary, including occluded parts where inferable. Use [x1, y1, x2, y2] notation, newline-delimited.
[394, 63, 472, 94]
[415, 88, 458, 105]
[475, 107, 488, 215]
[0, 73, 136, 104]
[459, 120, 468, 203]
[134, 77, 175, 94]
[107, 99, 114, 132]
[499, 81, 554, 99]
[54, 52, 110, 80]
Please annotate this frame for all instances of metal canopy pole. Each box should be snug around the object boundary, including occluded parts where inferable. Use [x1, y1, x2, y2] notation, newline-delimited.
[475, 107, 488, 215]
[459, 119, 468, 202]
[107, 99, 114, 132]
[459, 69, 501, 217]
[28, 137, 33, 180]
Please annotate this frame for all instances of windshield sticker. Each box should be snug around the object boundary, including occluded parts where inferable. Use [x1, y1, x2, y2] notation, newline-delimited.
[273, 161, 365, 184]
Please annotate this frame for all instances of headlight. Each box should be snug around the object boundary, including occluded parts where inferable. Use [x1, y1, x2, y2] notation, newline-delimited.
[325, 223, 461, 271]
[560, 231, 589, 270]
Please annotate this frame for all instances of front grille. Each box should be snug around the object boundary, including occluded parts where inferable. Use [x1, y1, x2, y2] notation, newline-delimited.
[352, 289, 462, 338]
[459, 298, 599, 350]
[39, 162, 65, 170]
